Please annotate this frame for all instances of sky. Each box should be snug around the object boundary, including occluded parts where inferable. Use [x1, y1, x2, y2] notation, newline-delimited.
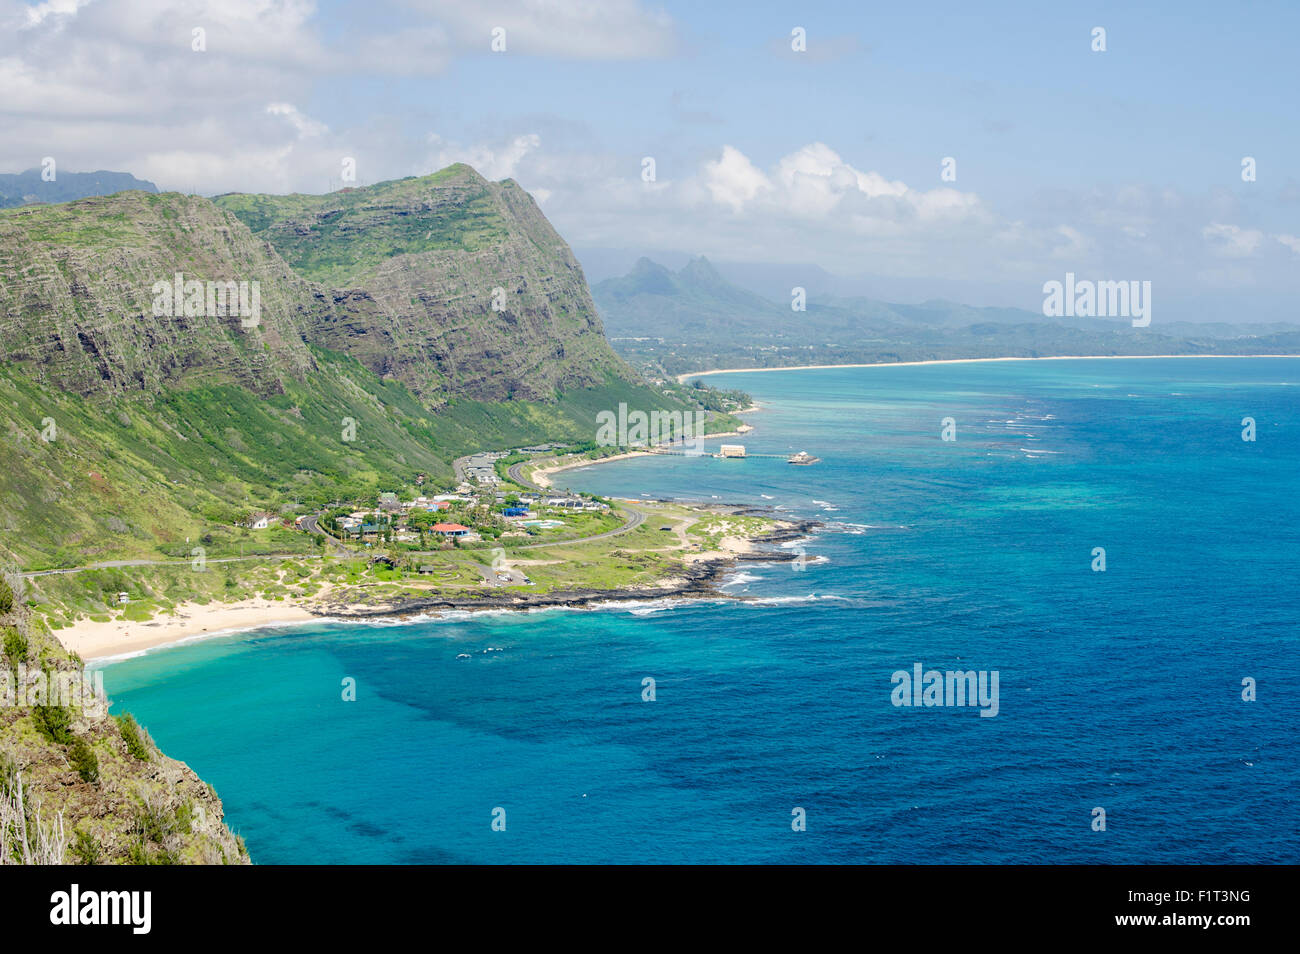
[2, 0, 1298, 319]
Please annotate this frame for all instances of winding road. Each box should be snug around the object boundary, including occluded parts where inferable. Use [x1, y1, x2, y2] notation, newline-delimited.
[505, 455, 646, 549]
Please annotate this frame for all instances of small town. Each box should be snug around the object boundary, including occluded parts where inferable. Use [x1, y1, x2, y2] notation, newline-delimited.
[238, 446, 611, 556]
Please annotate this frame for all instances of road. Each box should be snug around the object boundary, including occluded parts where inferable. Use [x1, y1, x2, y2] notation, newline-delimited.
[516, 501, 645, 550]
[506, 459, 539, 491]
[299, 514, 347, 553]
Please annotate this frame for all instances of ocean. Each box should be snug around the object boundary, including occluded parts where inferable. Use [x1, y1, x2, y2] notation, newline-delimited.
[96, 358, 1300, 863]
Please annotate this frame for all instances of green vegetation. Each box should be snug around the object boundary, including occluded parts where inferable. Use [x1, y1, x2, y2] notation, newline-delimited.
[2, 625, 25, 663]
[215, 165, 509, 286]
[0, 350, 694, 568]
[71, 829, 103, 865]
[33, 704, 73, 745]
[115, 714, 152, 762]
[69, 736, 99, 784]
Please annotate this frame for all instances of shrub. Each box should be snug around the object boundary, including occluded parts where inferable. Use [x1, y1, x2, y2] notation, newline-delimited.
[115, 713, 151, 761]
[33, 705, 73, 745]
[68, 737, 99, 784]
[71, 829, 102, 865]
[2, 625, 26, 663]
[0, 578, 12, 614]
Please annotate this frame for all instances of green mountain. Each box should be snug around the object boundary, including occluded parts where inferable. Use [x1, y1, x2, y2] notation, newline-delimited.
[593, 257, 1300, 376]
[213, 164, 632, 405]
[0, 169, 158, 209]
[0, 167, 693, 567]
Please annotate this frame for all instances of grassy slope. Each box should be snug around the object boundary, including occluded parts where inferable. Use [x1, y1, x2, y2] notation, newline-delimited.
[213, 165, 509, 287]
[0, 346, 693, 568]
[0, 168, 711, 569]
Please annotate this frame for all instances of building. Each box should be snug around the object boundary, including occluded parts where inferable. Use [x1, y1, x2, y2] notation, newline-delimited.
[464, 452, 504, 486]
[503, 506, 530, 517]
[245, 511, 276, 529]
[431, 523, 470, 537]
[719, 444, 746, 458]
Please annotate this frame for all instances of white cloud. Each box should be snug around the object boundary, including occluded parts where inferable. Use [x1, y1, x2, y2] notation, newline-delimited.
[1202, 223, 1264, 258]
[425, 133, 541, 181]
[399, 0, 678, 59]
[1276, 234, 1300, 255]
[266, 103, 328, 139]
[702, 145, 769, 212]
[21, 0, 92, 28]
[697, 142, 983, 230]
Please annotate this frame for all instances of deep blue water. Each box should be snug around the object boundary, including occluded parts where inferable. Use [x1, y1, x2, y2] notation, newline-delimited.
[98, 358, 1300, 863]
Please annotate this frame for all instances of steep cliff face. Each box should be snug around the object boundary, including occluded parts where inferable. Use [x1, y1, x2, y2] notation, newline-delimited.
[0, 192, 317, 398]
[215, 164, 633, 405]
[0, 166, 641, 409]
[1, 580, 248, 865]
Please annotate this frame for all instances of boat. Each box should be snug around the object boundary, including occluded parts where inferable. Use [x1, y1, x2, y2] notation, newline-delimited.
[787, 451, 820, 465]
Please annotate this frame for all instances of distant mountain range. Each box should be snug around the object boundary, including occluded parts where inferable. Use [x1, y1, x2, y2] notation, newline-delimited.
[0, 168, 158, 208]
[592, 256, 1300, 376]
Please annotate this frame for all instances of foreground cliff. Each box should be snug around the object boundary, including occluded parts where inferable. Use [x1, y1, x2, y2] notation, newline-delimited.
[0, 573, 247, 864]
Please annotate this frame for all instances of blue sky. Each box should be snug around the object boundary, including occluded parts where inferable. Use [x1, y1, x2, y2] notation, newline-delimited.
[2, 0, 1297, 319]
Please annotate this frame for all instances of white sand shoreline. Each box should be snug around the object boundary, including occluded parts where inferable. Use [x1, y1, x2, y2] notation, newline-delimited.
[59, 599, 320, 664]
[531, 450, 653, 488]
[676, 353, 1300, 382]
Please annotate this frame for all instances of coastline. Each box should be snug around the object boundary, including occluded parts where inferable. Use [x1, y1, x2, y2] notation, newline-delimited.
[57, 518, 816, 663]
[531, 406, 761, 488]
[531, 450, 652, 489]
[675, 353, 1300, 382]
[59, 599, 319, 663]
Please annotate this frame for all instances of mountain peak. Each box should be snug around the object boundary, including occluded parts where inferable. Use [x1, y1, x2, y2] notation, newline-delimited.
[631, 256, 670, 274]
[679, 255, 723, 284]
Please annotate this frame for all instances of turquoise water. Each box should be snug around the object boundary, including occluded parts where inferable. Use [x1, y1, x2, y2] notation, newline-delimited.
[99, 358, 1300, 863]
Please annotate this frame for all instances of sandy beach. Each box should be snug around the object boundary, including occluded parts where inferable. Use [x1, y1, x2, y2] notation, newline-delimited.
[676, 353, 1300, 382]
[531, 450, 653, 488]
[532, 406, 762, 488]
[57, 598, 319, 662]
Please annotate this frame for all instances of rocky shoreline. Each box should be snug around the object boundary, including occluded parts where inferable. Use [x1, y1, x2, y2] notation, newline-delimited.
[309, 519, 820, 620]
